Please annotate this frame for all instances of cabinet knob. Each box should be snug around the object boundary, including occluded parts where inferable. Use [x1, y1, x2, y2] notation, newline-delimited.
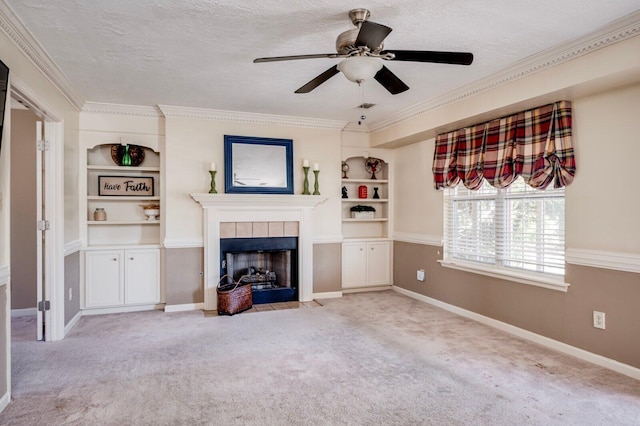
[112, 258, 117, 261]
[130, 257, 134, 260]
[371, 247, 374, 251]
[359, 248, 363, 251]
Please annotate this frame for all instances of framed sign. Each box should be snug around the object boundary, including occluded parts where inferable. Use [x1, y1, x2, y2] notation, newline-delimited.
[224, 135, 293, 194]
[98, 176, 154, 196]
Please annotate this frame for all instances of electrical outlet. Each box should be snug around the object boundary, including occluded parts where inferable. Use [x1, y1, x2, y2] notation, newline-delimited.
[68, 287, 73, 301]
[593, 311, 605, 329]
[417, 269, 425, 281]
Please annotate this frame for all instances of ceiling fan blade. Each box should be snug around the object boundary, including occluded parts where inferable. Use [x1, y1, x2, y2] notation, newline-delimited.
[254, 53, 339, 63]
[374, 65, 409, 95]
[355, 21, 392, 50]
[295, 65, 340, 93]
[382, 50, 473, 65]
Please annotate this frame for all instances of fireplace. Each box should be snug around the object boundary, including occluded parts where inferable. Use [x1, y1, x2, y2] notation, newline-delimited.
[220, 237, 298, 304]
[191, 194, 326, 310]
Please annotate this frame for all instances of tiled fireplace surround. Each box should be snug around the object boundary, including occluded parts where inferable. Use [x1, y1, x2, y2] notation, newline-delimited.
[220, 221, 299, 239]
[191, 194, 326, 311]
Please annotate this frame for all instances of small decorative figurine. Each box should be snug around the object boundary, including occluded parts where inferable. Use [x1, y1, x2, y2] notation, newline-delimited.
[342, 186, 348, 199]
[364, 157, 383, 180]
[358, 185, 367, 199]
[342, 161, 350, 179]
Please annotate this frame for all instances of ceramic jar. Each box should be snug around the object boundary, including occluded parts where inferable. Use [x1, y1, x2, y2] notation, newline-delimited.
[94, 208, 106, 221]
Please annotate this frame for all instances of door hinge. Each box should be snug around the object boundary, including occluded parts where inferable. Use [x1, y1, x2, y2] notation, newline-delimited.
[38, 300, 51, 311]
[37, 140, 50, 151]
[37, 220, 50, 231]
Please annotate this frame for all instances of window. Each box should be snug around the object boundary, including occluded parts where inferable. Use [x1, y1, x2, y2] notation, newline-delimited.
[443, 176, 565, 282]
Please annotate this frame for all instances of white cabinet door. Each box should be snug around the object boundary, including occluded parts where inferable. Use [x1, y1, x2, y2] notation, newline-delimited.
[124, 249, 160, 305]
[342, 242, 367, 288]
[85, 250, 124, 308]
[367, 241, 391, 286]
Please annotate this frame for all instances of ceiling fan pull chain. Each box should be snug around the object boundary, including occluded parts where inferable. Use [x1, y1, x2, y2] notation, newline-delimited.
[358, 83, 367, 126]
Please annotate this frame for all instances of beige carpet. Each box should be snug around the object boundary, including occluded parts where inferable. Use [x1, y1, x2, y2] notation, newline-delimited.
[3, 290, 640, 425]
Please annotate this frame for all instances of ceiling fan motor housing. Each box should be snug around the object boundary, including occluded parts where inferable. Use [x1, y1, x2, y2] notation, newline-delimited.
[337, 9, 383, 55]
[336, 29, 360, 54]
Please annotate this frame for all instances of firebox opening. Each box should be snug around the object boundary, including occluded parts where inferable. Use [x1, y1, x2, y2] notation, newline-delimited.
[220, 237, 298, 305]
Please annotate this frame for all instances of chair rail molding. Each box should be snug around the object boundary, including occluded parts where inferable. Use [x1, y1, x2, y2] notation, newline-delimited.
[393, 232, 443, 247]
[566, 248, 640, 274]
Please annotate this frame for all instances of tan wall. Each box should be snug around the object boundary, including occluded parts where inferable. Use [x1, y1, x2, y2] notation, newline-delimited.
[390, 42, 640, 369]
[567, 83, 640, 252]
[164, 243, 341, 305]
[313, 243, 341, 294]
[64, 252, 80, 325]
[10, 108, 37, 310]
[164, 248, 204, 305]
[394, 241, 640, 369]
[162, 116, 343, 246]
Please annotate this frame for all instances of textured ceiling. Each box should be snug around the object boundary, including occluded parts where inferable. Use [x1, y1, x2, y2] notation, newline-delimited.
[5, 0, 640, 125]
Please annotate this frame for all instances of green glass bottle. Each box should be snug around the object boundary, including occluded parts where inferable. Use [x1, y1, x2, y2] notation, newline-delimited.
[121, 144, 132, 166]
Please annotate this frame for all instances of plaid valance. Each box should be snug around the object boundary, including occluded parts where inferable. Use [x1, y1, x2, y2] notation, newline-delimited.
[433, 101, 576, 190]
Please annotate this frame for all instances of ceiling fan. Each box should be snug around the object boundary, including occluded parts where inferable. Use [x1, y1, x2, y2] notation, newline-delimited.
[253, 8, 474, 95]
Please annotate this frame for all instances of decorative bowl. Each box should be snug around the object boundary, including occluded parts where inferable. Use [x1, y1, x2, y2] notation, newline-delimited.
[143, 208, 160, 221]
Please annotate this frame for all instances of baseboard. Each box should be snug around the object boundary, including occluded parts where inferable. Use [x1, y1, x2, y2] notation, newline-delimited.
[393, 286, 640, 381]
[11, 308, 36, 317]
[0, 391, 10, 415]
[342, 285, 392, 294]
[164, 302, 204, 313]
[81, 304, 165, 316]
[313, 291, 343, 300]
[64, 311, 82, 336]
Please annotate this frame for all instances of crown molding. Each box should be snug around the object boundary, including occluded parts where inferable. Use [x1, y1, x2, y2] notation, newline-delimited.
[0, 1, 85, 110]
[158, 104, 347, 130]
[341, 122, 370, 133]
[369, 10, 640, 133]
[82, 102, 164, 118]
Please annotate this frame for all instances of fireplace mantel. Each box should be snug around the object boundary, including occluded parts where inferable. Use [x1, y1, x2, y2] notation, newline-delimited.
[191, 193, 327, 311]
[190, 193, 326, 208]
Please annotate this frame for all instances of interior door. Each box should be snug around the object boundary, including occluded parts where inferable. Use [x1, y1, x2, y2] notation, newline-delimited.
[35, 120, 50, 341]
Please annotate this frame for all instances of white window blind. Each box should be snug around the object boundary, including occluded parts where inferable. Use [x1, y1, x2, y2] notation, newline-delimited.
[444, 177, 565, 277]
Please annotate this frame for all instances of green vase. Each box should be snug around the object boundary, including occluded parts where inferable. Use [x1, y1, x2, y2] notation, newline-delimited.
[121, 144, 132, 166]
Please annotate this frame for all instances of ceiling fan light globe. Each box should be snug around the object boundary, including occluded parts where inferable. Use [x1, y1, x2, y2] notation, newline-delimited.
[337, 57, 383, 83]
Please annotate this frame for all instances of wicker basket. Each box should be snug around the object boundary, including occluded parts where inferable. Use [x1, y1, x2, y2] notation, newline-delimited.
[217, 275, 252, 316]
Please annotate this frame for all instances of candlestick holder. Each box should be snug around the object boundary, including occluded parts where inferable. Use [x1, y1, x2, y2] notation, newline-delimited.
[302, 166, 310, 195]
[313, 170, 320, 195]
[209, 170, 217, 194]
